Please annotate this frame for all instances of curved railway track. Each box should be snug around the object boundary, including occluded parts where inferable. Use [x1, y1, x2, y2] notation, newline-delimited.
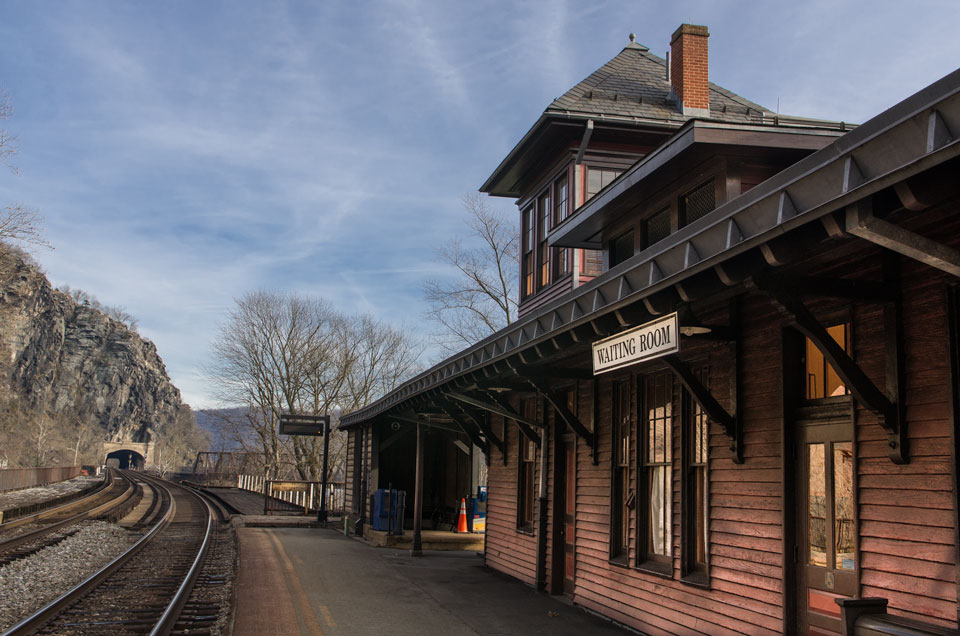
[2, 471, 220, 636]
[0, 469, 139, 567]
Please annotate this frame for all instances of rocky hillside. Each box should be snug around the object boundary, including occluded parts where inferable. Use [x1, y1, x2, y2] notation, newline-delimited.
[0, 247, 185, 453]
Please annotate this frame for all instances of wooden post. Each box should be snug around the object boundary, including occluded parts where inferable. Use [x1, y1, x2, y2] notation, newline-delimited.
[411, 423, 424, 556]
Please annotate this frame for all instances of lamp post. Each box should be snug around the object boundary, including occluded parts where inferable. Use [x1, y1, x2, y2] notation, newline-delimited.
[317, 406, 341, 525]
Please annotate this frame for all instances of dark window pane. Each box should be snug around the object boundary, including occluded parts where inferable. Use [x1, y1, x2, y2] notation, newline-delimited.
[610, 231, 635, 267]
[681, 180, 715, 226]
[645, 208, 671, 248]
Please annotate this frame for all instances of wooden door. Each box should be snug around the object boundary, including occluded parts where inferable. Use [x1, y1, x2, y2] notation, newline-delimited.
[796, 408, 857, 635]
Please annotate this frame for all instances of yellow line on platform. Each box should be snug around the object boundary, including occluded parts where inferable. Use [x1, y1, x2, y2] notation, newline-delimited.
[266, 530, 326, 636]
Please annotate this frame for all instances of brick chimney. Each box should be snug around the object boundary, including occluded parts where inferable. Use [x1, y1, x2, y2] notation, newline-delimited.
[670, 24, 710, 117]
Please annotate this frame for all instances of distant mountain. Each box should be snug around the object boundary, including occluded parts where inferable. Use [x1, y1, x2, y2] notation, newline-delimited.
[195, 407, 249, 451]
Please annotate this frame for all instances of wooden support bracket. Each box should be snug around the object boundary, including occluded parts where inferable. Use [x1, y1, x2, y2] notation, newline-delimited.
[524, 378, 597, 463]
[846, 198, 960, 278]
[446, 390, 542, 447]
[758, 279, 907, 463]
[662, 354, 742, 463]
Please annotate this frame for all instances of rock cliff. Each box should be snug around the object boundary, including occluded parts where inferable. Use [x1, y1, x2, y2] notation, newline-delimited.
[0, 247, 184, 446]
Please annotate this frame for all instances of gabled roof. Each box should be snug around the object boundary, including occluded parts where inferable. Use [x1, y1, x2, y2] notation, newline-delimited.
[547, 41, 770, 125]
[482, 39, 847, 197]
[343, 68, 960, 430]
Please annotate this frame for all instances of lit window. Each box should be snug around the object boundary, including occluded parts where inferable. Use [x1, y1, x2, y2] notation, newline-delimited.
[642, 372, 672, 566]
[804, 324, 850, 399]
[518, 399, 538, 531]
[611, 381, 631, 560]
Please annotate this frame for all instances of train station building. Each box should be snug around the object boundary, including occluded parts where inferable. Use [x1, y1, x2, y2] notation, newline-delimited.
[340, 25, 960, 635]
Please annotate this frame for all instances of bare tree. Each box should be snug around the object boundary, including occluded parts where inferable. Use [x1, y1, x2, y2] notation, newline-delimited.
[422, 194, 518, 353]
[0, 90, 49, 249]
[153, 405, 209, 477]
[207, 291, 422, 483]
[57, 285, 139, 331]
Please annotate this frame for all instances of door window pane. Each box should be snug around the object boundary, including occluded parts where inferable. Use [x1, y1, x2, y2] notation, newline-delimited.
[808, 443, 826, 567]
[834, 442, 855, 570]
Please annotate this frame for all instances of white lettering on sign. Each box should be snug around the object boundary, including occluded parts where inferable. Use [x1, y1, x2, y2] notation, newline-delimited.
[592, 313, 679, 375]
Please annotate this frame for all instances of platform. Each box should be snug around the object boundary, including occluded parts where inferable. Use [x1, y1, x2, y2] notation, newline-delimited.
[232, 526, 632, 636]
[363, 527, 484, 551]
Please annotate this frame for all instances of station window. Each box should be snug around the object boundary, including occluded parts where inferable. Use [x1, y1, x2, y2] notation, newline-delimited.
[611, 381, 631, 561]
[804, 323, 851, 399]
[521, 206, 535, 298]
[680, 179, 716, 227]
[518, 399, 538, 531]
[644, 208, 672, 249]
[554, 174, 571, 278]
[640, 372, 673, 569]
[683, 368, 710, 581]
[538, 193, 551, 288]
[585, 167, 623, 202]
[610, 231, 635, 268]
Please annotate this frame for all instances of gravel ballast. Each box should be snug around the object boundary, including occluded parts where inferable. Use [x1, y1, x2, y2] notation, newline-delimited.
[0, 520, 140, 631]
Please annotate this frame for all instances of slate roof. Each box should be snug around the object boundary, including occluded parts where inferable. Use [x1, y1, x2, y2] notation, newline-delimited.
[546, 40, 772, 125]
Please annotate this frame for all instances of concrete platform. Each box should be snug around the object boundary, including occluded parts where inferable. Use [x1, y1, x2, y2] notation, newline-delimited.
[363, 527, 484, 551]
[233, 526, 634, 636]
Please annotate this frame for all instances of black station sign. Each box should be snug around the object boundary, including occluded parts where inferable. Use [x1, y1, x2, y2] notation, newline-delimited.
[278, 414, 330, 436]
[592, 312, 679, 375]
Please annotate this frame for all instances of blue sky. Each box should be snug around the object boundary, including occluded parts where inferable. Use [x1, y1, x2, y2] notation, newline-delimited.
[1, 0, 958, 408]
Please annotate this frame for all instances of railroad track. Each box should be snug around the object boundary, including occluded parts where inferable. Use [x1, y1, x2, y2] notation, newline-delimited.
[0, 469, 139, 567]
[2, 472, 220, 636]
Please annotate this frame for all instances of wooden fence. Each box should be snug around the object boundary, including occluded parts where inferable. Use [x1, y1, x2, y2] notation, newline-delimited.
[0, 466, 82, 492]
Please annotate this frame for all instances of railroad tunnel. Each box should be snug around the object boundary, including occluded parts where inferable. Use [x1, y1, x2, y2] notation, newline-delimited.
[105, 449, 145, 469]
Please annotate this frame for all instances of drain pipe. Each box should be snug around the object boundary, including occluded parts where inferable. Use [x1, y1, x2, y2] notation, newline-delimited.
[535, 404, 549, 592]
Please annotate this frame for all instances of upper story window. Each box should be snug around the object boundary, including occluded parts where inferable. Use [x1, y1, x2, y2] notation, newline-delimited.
[643, 208, 671, 249]
[521, 206, 535, 298]
[585, 167, 623, 202]
[610, 231, 635, 268]
[680, 179, 716, 227]
[538, 193, 551, 288]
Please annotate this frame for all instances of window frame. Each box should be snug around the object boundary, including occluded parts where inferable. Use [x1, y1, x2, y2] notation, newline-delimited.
[521, 205, 535, 299]
[679, 178, 717, 228]
[517, 398, 538, 532]
[802, 321, 852, 401]
[538, 192, 552, 290]
[637, 371, 674, 574]
[609, 380, 632, 563]
[681, 365, 711, 584]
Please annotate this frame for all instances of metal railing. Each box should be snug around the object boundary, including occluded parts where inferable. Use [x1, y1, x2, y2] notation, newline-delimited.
[236, 473, 345, 515]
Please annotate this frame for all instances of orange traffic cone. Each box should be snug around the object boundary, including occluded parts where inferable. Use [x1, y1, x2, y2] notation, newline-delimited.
[457, 497, 468, 533]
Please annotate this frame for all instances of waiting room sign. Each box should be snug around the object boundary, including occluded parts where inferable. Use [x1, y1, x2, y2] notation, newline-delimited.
[592, 312, 679, 375]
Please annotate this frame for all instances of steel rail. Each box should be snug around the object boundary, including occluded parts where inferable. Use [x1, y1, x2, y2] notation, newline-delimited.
[0, 476, 177, 636]
[0, 470, 138, 555]
[145, 473, 215, 636]
[0, 467, 116, 530]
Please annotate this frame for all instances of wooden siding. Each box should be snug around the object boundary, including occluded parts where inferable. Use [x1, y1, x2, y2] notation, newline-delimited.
[485, 414, 539, 585]
[483, 207, 960, 633]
